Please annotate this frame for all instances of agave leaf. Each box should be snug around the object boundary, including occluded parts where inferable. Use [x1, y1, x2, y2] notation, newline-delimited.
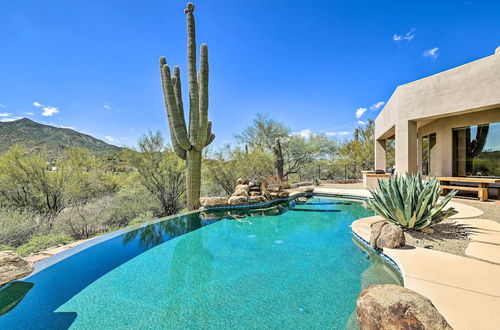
[395, 206, 408, 227]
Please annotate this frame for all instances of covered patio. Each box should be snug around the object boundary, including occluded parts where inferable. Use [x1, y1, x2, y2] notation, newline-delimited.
[374, 46, 500, 199]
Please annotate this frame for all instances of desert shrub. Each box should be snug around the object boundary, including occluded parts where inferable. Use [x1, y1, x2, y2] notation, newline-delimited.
[366, 173, 458, 230]
[16, 234, 73, 256]
[0, 207, 44, 247]
[124, 132, 185, 216]
[0, 147, 118, 218]
[110, 187, 163, 227]
[0, 244, 15, 251]
[54, 196, 116, 239]
[127, 211, 155, 227]
[206, 145, 275, 195]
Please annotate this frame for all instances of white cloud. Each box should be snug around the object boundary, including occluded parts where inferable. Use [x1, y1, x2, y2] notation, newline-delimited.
[355, 107, 367, 119]
[33, 101, 60, 117]
[104, 136, 117, 143]
[357, 120, 367, 125]
[0, 116, 23, 123]
[104, 104, 111, 110]
[41, 106, 59, 117]
[296, 129, 312, 138]
[393, 28, 416, 42]
[423, 47, 439, 59]
[25, 112, 35, 116]
[370, 101, 385, 111]
[325, 131, 351, 137]
[59, 125, 76, 130]
[0, 112, 22, 122]
[0, 104, 6, 108]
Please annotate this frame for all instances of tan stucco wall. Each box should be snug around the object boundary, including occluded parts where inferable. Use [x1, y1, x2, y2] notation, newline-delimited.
[375, 48, 500, 174]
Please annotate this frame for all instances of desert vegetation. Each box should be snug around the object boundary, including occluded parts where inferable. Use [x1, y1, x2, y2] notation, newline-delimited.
[0, 112, 374, 256]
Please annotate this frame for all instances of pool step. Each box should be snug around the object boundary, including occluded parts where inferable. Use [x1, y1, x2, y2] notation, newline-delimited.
[290, 208, 341, 213]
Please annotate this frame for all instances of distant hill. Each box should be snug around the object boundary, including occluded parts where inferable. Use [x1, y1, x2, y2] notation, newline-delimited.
[0, 118, 122, 157]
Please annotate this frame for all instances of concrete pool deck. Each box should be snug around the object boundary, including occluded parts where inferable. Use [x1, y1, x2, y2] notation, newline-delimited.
[337, 186, 500, 330]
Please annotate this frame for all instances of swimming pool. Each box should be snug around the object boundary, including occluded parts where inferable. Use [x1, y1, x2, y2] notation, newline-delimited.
[0, 196, 402, 329]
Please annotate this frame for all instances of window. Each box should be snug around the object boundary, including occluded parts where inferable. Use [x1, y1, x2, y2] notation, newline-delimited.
[421, 133, 436, 176]
[452, 122, 500, 177]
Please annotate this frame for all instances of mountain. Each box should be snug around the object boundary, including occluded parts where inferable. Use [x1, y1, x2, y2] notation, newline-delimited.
[0, 118, 122, 157]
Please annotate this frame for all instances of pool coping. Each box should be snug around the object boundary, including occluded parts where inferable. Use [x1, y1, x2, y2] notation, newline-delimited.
[351, 230, 403, 277]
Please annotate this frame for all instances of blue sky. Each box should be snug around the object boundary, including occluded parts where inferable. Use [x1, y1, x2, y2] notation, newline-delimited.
[1, 0, 499, 147]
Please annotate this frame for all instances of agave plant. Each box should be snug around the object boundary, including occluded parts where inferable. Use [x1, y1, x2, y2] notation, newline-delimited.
[366, 173, 458, 230]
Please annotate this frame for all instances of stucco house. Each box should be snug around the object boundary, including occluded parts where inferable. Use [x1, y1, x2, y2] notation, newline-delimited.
[373, 46, 500, 197]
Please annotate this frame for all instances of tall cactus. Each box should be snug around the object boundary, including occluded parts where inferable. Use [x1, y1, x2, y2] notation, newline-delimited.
[273, 138, 284, 182]
[159, 2, 215, 210]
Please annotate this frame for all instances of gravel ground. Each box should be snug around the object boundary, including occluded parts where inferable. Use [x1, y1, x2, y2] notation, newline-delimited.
[403, 198, 499, 256]
[404, 219, 471, 256]
[451, 198, 500, 223]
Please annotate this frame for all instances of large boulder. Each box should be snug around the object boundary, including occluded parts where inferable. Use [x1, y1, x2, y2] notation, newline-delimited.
[267, 184, 282, 192]
[357, 284, 452, 330]
[260, 182, 271, 200]
[0, 251, 34, 286]
[299, 186, 314, 193]
[236, 178, 246, 185]
[278, 191, 289, 198]
[228, 196, 248, 205]
[270, 191, 289, 199]
[232, 184, 249, 197]
[248, 195, 266, 204]
[199, 196, 229, 208]
[370, 221, 405, 250]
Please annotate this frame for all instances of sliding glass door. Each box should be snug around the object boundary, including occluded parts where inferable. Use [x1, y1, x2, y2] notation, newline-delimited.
[452, 122, 500, 177]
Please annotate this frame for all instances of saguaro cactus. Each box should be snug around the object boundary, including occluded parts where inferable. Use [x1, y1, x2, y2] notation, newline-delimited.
[159, 2, 215, 210]
[273, 138, 284, 182]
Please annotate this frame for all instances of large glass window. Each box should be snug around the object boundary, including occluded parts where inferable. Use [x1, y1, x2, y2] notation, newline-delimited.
[452, 122, 500, 177]
[421, 133, 436, 176]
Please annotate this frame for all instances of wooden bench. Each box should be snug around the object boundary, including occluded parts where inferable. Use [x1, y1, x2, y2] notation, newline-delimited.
[439, 177, 500, 202]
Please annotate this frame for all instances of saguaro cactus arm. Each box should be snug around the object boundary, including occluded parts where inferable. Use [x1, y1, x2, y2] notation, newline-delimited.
[205, 120, 215, 147]
[196, 43, 209, 150]
[160, 57, 187, 159]
[161, 64, 191, 151]
[172, 66, 187, 129]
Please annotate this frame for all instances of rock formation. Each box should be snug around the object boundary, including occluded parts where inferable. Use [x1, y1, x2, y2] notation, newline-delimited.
[0, 251, 34, 286]
[199, 177, 290, 208]
[357, 284, 452, 330]
[199, 197, 229, 208]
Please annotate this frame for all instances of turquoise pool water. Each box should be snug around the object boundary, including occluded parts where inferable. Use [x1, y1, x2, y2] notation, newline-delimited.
[0, 196, 402, 329]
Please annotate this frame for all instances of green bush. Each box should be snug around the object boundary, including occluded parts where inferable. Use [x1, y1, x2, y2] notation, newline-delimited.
[366, 173, 458, 230]
[0, 207, 44, 247]
[16, 234, 73, 256]
[128, 211, 155, 226]
[110, 187, 163, 227]
[0, 244, 15, 251]
[54, 196, 116, 239]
